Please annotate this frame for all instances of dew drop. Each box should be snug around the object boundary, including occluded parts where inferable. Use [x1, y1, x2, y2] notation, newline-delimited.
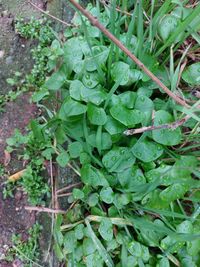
[136, 152, 141, 157]
[112, 156, 117, 161]
[85, 74, 90, 79]
[120, 149, 126, 155]
[87, 81, 92, 86]
[137, 176, 143, 181]
[140, 96, 145, 102]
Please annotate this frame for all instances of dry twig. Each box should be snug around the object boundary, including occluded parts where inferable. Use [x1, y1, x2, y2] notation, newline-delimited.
[56, 182, 82, 194]
[124, 115, 190, 135]
[25, 206, 66, 214]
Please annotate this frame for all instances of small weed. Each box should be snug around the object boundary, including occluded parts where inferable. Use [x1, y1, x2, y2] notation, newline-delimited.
[6, 127, 51, 205]
[15, 17, 54, 88]
[7, 223, 42, 267]
[3, 182, 16, 199]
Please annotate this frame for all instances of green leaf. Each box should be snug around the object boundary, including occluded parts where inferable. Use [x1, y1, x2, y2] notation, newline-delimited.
[54, 243, 64, 261]
[159, 183, 189, 202]
[86, 252, 104, 267]
[87, 104, 107, 125]
[102, 147, 136, 173]
[73, 188, 85, 200]
[83, 238, 96, 256]
[56, 151, 70, 167]
[177, 220, 193, 234]
[85, 46, 109, 71]
[158, 15, 178, 41]
[45, 70, 66, 90]
[59, 96, 87, 119]
[85, 220, 114, 267]
[110, 105, 144, 127]
[83, 72, 100, 88]
[135, 95, 154, 124]
[111, 61, 130, 85]
[100, 187, 114, 204]
[98, 218, 113, 241]
[152, 110, 182, 146]
[64, 231, 77, 254]
[69, 141, 83, 158]
[74, 224, 85, 240]
[81, 164, 108, 187]
[128, 241, 142, 258]
[182, 62, 200, 85]
[132, 139, 163, 162]
[104, 116, 126, 135]
[111, 62, 142, 85]
[32, 88, 49, 102]
[117, 166, 146, 192]
[70, 80, 107, 105]
[88, 133, 112, 150]
[157, 257, 170, 267]
[88, 193, 99, 207]
[63, 37, 84, 72]
[118, 91, 137, 109]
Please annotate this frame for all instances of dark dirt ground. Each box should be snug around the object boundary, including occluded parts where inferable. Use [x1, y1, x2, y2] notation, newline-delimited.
[0, 95, 37, 265]
[0, 0, 87, 265]
[0, 1, 55, 265]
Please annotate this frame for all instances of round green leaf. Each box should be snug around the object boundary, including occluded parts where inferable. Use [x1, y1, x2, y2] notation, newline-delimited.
[98, 218, 113, 241]
[73, 188, 85, 200]
[100, 187, 114, 204]
[64, 231, 77, 254]
[132, 139, 163, 162]
[110, 105, 144, 127]
[177, 220, 193, 234]
[74, 224, 85, 240]
[111, 61, 142, 85]
[70, 80, 107, 105]
[102, 147, 136, 173]
[88, 193, 99, 207]
[87, 104, 107, 125]
[82, 72, 99, 88]
[158, 15, 178, 41]
[83, 238, 96, 255]
[118, 91, 137, 109]
[182, 62, 200, 85]
[69, 141, 83, 158]
[85, 46, 109, 71]
[159, 183, 189, 202]
[88, 132, 112, 150]
[59, 96, 87, 119]
[81, 164, 108, 187]
[104, 116, 126, 135]
[117, 166, 146, 192]
[111, 61, 130, 85]
[56, 151, 70, 167]
[152, 110, 182, 146]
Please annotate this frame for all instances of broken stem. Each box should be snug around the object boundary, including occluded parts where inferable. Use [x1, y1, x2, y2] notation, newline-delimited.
[124, 115, 190, 135]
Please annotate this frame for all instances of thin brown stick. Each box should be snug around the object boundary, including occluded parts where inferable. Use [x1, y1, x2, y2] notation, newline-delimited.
[28, 1, 73, 27]
[57, 192, 72, 198]
[124, 115, 190, 135]
[25, 206, 66, 214]
[65, 0, 190, 109]
[56, 182, 82, 194]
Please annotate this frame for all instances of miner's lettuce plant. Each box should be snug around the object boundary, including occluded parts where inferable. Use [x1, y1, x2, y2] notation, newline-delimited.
[10, 1, 200, 266]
